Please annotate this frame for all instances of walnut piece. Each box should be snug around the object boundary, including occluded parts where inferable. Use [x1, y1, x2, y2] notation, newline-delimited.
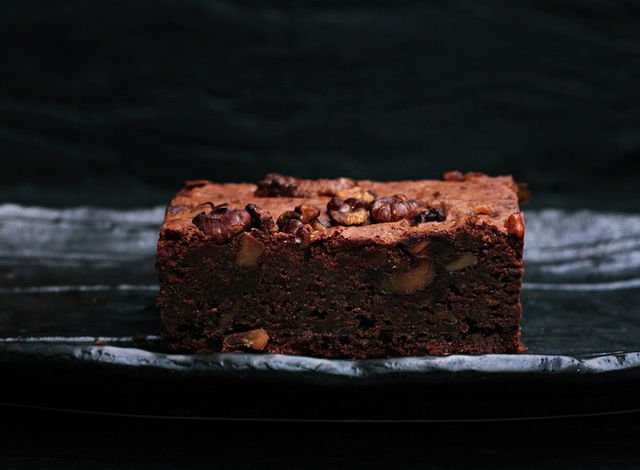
[403, 238, 431, 256]
[277, 211, 311, 246]
[295, 204, 321, 224]
[222, 328, 270, 352]
[254, 173, 309, 197]
[446, 252, 478, 271]
[505, 212, 525, 238]
[256, 175, 356, 197]
[192, 205, 251, 243]
[327, 197, 370, 226]
[245, 203, 277, 233]
[277, 204, 327, 244]
[314, 177, 356, 196]
[236, 232, 265, 267]
[413, 207, 446, 224]
[309, 216, 331, 232]
[383, 261, 435, 294]
[370, 195, 425, 223]
[335, 186, 377, 203]
[168, 202, 216, 220]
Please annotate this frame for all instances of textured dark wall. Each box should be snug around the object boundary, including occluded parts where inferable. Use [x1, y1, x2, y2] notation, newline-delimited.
[1, 1, 639, 207]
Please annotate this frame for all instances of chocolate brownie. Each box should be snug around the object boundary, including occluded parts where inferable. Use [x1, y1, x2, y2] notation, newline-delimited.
[156, 172, 526, 358]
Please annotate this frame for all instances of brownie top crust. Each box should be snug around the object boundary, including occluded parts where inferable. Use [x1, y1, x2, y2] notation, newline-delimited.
[160, 172, 525, 244]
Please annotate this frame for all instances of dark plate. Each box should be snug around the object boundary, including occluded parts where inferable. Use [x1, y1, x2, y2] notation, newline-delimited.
[1, 205, 639, 421]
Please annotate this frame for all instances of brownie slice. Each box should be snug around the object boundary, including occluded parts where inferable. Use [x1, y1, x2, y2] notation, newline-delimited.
[156, 172, 526, 358]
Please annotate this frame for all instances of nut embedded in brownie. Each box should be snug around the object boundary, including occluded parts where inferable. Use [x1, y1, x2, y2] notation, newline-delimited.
[156, 172, 526, 358]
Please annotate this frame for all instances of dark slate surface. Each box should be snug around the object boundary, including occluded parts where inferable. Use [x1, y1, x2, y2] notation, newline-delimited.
[1, 1, 640, 208]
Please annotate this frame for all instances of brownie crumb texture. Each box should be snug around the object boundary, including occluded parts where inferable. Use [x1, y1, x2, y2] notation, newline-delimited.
[156, 172, 526, 358]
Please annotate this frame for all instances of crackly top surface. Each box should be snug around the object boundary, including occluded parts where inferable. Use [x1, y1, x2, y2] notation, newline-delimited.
[160, 173, 523, 243]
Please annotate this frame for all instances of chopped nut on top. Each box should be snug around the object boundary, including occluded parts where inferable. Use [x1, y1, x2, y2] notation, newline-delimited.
[245, 203, 277, 233]
[277, 211, 311, 246]
[413, 207, 446, 224]
[370, 195, 425, 223]
[192, 205, 251, 243]
[335, 186, 377, 203]
[327, 197, 370, 226]
[254, 173, 309, 197]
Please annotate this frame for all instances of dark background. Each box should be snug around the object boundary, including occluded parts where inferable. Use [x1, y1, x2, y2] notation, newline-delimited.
[2, 407, 640, 470]
[1, 0, 639, 208]
[2, 1, 640, 468]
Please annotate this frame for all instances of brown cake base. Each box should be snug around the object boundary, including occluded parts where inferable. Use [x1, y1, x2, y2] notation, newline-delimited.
[156, 173, 525, 358]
